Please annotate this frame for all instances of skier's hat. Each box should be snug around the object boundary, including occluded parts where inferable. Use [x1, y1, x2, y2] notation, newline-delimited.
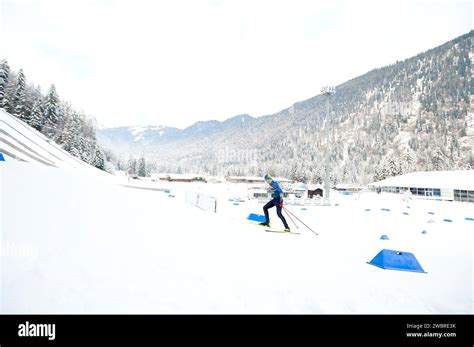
[264, 174, 272, 181]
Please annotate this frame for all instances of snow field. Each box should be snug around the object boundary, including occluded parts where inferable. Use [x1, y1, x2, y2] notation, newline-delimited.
[1, 161, 472, 313]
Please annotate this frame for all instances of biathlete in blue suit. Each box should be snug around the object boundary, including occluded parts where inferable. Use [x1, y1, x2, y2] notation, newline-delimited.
[260, 174, 290, 232]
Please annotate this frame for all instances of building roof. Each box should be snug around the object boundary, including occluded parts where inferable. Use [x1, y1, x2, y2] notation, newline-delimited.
[369, 170, 474, 190]
[226, 176, 263, 181]
[335, 183, 364, 189]
[226, 176, 292, 182]
[156, 173, 204, 180]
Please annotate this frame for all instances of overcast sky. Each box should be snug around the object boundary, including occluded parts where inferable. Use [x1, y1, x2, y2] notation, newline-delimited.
[0, 0, 472, 128]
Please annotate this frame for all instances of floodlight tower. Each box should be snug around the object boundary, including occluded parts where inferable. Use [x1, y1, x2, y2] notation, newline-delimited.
[320, 86, 335, 201]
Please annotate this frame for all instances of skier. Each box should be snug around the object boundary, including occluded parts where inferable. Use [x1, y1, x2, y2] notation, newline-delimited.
[259, 174, 290, 232]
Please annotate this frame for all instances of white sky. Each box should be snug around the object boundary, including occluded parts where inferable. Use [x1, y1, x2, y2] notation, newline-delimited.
[0, 0, 472, 128]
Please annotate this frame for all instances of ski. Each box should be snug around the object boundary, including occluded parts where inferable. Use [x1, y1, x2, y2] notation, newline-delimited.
[265, 229, 301, 235]
[248, 221, 300, 234]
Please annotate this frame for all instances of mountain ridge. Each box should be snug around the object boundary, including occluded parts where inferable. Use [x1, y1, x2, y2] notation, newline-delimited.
[98, 31, 473, 183]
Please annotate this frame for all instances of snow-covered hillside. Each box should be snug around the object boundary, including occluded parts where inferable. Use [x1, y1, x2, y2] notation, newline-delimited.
[1, 158, 472, 313]
[0, 109, 110, 178]
[97, 32, 474, 183]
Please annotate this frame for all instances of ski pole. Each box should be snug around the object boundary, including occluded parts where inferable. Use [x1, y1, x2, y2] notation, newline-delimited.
[283, 207, 318, 236]
[283, 207, 299, 229]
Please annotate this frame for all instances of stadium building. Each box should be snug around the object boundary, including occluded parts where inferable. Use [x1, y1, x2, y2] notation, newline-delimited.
[368, 170, 474, 203]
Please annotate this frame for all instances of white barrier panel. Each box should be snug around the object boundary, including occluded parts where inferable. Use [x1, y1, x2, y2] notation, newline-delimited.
[185, 191, 217, 213]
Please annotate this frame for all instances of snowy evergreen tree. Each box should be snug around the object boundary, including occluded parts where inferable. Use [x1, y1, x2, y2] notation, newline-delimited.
[61, 112, 82, 157]
[373, 163, 387, 182]
[81, 118, 99, 164]
[289, 162, 309, 182]
[127, 157, 137, 175]
[432, 148, 446, 171]
[53, 101, 69, 142]
[386, 156, 402, 177]
[137, 156, 147, 177]
[1, 70, 16, 114]
[61, 113, 95, 164]
[92, 146, 105, 170]
[289, 163, 298, 182]
[23, 84, 40, 124]
[29, 95, 45, 131]
[449, 134, 460, 159]
[401, 151, 415, 174]
[43, 84, 60, 138]
[311, 167, 323, 184]
[55, 103, 76, 146]
[79, 137, 95, 165]
[13, 69, 27, 120]
[0, 59, 10, 106]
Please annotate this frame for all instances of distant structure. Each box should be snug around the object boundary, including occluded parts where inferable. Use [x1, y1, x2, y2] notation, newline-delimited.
[158, 174, 207, 183]
[248, 181, 327, 205]
[308, 188, 323, 198]
[334, 183, 364, 193]
[368, 170, 474, 203]
[226, 176, 291, 184]
[247, 187, 272, 201]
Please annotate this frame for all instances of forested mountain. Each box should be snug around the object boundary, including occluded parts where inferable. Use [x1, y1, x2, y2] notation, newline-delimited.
[98, 31, 473, 184]
[98, 114, 254, 151]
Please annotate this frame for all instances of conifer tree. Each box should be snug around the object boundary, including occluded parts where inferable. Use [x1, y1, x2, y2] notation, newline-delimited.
[61, 112, 81, 157]
[401, 151, 415, 174]
[128, 157, 137, 175]
[0, 59, 10, 106]
[387, 157, 402, 177]
[432, 148, 446, 171]
[13, 69, 27, 120]
[30, 95, 44, 131]
[1, 70, 16, 114]
[92, 146, 105, 170]
[43, 84, 60, 138]
[138, 156, 147, 177]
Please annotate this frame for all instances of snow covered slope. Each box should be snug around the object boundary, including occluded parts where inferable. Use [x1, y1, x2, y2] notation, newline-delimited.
[97, 32, 474, 182]
[1, 160, 472, 313]
[0, 109, 110, 178]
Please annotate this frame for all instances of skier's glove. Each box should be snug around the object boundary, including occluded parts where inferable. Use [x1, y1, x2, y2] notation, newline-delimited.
[279, 198, 283, 207]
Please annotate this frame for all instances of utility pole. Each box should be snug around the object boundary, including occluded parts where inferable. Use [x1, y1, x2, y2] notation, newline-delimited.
[320, 86, 335, 202]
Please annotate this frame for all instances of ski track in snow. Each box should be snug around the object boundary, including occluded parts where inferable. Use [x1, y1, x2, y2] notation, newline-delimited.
[1, 161, 473, 314]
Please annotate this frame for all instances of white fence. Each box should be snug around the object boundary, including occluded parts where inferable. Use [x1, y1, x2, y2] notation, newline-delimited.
[185, 191, 217, 213]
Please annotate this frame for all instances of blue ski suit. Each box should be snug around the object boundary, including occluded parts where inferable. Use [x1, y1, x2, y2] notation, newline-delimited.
[263, 180, 289, 229]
